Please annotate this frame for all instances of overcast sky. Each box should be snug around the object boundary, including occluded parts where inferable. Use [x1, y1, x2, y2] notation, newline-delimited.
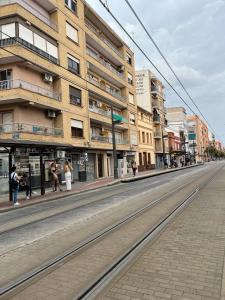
[86, 0, 225, 144]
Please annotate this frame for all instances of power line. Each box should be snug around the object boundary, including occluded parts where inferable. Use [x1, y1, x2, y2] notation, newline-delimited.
[98, 0, 219, 139]
[124, 0, 217, 137]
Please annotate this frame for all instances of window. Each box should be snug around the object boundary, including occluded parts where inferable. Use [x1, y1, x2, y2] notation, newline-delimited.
[130, 113, 135, 125]
[71, 119, 83, 137]
[139, 153, 142, 165]
[125, 52, 132, 65]
[129, 93, 134, 104]
[146, 133, 149, 144]
[66, 22, 78, 43]
[68, 54, 80, 75]
[34, 33, 46, 51]
[150, 133, 152, 145]
[130, 131, 138, 145]
[1, 23, 15, 39]
[19, 24, 33, 44]
[46, 42, 58, 59]
[65, 0, 77, 13]
[0, 111, 13, 132]
[142, 132, 145, 143]
[128, 72, 133, 85]
[148, 153, 151, 165]
[69, 86, 81, 106]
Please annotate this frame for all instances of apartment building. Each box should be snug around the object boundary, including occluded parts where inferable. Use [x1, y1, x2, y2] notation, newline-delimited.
[187, 115, 209, 161]
[0, 0, 138, 187]
[135, 70, 155, 171]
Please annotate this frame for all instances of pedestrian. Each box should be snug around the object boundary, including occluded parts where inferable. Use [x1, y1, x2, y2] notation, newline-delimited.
[19, 173, 30, 200]
[50, 162, 62, 192]
[64, 160, 73, 191]
[10, 166, 21, 206]
[163, 157, 168, 169]
[131, 161, 137, 176]
[180, 158, 184, 167]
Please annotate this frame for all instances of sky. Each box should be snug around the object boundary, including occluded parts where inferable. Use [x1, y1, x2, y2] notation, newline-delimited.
[86, 0, 225, 144]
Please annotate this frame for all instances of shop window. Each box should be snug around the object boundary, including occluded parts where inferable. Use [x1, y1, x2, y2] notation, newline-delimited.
[66, 22, 78, 43]
[65, 0, 77, 14]
[68, 54, 80, 75]
[129, 93, 134, 104]
[69, 86, 81, 106]
[130, 113, 135, 125]
[139, 153, 143, 165]
[128, 72, 133, 85]
[71, 119, 83, 137]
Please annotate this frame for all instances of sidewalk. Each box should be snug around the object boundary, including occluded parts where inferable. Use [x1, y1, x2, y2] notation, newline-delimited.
[0, 164, 203, 212]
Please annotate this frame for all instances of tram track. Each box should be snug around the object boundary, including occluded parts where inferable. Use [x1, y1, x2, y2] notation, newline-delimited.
[0, 164, 222, 300]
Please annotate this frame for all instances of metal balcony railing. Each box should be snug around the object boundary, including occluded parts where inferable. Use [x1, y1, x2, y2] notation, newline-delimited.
[89, 105, 111, 117]
[0, 37, 58, 64]
[151, 85, 161, 93]
[91, 135, 128, 145]
[87, 76, 127, 102]
[153, 115, 161, 123]
[86, 48, 124, 78]
[0, 0, 57, 30]
[0, 123, 63, 137]
[85, 20, 124, 59]
[0, 79, 60, 100]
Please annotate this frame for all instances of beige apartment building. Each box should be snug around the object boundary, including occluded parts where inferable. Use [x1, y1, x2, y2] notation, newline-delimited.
[135, 70, 155, 171]
[187, 115, 209, 161]
[0, 0, 138, 186]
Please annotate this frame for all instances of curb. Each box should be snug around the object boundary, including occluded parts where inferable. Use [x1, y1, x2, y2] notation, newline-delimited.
[121, 163, 204, 183]
[0, 164, 204, 213]
[0, 180, 120, 213]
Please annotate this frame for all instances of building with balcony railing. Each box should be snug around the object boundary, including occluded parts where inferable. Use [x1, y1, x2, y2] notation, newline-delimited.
[0, 0, 137, 185]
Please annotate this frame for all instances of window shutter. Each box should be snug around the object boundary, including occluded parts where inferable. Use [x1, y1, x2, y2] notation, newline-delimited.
[71, 119, 83, 129]
[1, 23, 15, 39]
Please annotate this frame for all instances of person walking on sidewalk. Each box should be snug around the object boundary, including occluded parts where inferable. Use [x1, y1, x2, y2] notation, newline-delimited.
[131, 161, 137, 177]
[64, 160, 73, 191]
[10, 166, 21, 206]
[19, 173, 30, 200]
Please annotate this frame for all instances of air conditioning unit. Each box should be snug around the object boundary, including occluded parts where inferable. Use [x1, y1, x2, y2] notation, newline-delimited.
[47, 110, 56, 118]
[56, 150, 65, 159]
[43, 73, 53, 83]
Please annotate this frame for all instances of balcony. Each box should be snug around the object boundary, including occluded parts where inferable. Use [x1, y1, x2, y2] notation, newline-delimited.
[89, 105, 111, 117]
[85, 20, 123, 59]
[153, 115, 161, 123]
[0, 0, 57, 30]
[0, 123, 63, 137]
[86, 47, 124, 79]
[0, 37, 58, 64]
[87, 75, 127, 102]
[0, 79, 60, 101]
[154, 130, 162, 139]
[91, 135, 128, 145]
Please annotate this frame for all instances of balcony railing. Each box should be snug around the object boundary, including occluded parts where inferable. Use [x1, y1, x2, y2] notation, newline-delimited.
[86, 48, 124, 78]
[151, 85, 161, 94]
[89, 105, 111, 117]
[0, 37, 58, 64]
[0, 123, 63, 137]
[153, 115, 161, 123]
[154, 131, 162, 138]
[85, 20, 124, 59]
[91, 135, 128, 145]
[0, 0, 57, 30]
[87, 76, 127, 102]
[0, 79, 60, 101]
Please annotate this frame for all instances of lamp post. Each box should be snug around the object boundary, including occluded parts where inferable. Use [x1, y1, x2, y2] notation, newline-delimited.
[111, 106, 123, 179]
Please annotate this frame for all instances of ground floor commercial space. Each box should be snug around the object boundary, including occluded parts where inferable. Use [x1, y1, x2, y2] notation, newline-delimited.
[0, 140, 137, 196]
[138, 150, 156, 172]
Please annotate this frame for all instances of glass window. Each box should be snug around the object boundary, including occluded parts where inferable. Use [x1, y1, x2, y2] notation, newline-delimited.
[128, 72, 133, 85]
[34, 33, 46, 51]
[19, 24, 33, 44]
[142, 132, 145, 143]
[129, 93, 134, 104]
[130, 113, 135, 125]
[1, 23, 15, 39]
[68, 54, 80, 75]
[65, 0, 77, 13]
[126, 52, 132, 65]
[131, 131, 138, 145]
[69, 86, 81, 106]
[71, 119, 83, 137]
[46, 41, 58, 59]
[66, 22, 78, 43]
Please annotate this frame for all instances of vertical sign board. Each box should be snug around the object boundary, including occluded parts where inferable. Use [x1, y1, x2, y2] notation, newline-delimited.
[188, 133, 196, 141]
[135, 70, 152, 113]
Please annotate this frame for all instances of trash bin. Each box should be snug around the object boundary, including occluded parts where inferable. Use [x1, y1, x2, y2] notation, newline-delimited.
[78, 171, 87, 182]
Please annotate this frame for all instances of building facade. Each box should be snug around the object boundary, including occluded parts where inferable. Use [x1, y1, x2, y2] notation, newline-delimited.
[187, 115, 209, 162]
[135, 69, 167, 169]
[0, 0, 138, 192]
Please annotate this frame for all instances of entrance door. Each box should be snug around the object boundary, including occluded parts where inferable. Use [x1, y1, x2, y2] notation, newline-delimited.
[143, 152, 147, 169]
[98, 154, 103, 178]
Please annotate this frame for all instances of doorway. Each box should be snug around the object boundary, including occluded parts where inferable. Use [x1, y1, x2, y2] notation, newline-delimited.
[98, 154, 103, 178]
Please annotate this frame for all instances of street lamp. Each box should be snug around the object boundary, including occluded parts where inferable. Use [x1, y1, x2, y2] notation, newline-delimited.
[111, 106, 123, 179]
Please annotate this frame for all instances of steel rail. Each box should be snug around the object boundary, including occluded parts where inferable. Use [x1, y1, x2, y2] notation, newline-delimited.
[0, 165, 221, 298]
